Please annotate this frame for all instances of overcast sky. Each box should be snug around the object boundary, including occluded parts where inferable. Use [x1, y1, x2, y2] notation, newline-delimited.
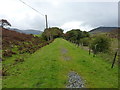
[0, 0, 119, 32]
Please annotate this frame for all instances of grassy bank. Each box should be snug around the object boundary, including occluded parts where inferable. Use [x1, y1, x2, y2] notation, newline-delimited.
[2, 38, 118, 88]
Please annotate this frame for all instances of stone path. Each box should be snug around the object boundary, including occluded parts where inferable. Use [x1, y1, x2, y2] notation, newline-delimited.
[61, 48, 71, 61]
[66, 71, 85, 88]
[61, 48, 68, 54]
[61, 48, 85, 88]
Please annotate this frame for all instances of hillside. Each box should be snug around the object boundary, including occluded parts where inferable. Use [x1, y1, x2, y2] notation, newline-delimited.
[2, 27, 53, 58]
[7, 28, 43, 35]
[2, 38, 118, 88]
[2, 27, 35, 50]
[89, 27, 118, 34]
[108, 28, 119, 38]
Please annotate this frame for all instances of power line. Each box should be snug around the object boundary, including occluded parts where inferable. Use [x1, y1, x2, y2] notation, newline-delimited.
[19, 0, 44, 16]
[18, 0, 49, 29]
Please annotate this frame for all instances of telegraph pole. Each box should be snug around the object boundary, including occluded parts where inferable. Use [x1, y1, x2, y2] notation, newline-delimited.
[45, 15, 48, 29]
[19, 0, 48, 30]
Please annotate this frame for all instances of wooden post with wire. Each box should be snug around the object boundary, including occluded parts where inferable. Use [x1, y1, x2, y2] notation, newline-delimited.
[111, 49, 118, 68]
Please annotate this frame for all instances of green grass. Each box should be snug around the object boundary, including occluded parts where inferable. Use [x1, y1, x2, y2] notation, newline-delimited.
[93, 38, 118, 65]
[111, 38, 118, 52]
[34, 34, 42, 37]
[2, 38, 118, 88]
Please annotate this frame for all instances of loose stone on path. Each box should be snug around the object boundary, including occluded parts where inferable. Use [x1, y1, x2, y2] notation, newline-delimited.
[61, 48, 68, 54]
[66, 71, 85, 88]
[61, 48, 71, 61]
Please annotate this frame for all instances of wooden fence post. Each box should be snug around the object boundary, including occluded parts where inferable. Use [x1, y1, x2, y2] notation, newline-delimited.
[89, 47, 90, 55]
[111, 50, 118, 68]
[93, 44, 97, 57]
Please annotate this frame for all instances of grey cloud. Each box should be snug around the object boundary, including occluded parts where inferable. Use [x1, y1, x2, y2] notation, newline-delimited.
[0, 1, 118, 31]
[42, 2, 118, 30]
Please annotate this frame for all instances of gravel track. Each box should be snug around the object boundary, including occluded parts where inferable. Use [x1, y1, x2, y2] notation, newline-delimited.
[66, 71, 85, 88]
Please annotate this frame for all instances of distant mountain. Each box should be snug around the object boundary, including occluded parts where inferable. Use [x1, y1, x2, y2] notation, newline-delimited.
[108, 28, 119, 38]
[21, 29, 42, 35]
[89, 27, 118, 34]
[7, 28, 43, 35]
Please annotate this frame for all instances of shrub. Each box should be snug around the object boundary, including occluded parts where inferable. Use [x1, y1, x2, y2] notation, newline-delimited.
[91, 35, 111, 53]
[15, 58, 24, 62]
[80, 38, 90, 46]
[13, 58, 24, 65]
[2, 67, 9, 76]
[3, 50, 16, 57]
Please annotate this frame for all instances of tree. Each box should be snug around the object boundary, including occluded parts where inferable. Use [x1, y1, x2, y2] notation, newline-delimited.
[42, 27, 63, 41]
[64, 29, 90, 46]
[91, 35, 111, 54]
[65, 29, 82, 42]
[0, 19, 11, 28]
[80, 37, 90, 46]
[82, 31, 90, 37]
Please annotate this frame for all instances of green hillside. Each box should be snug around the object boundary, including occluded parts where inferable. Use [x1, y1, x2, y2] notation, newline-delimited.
[2, 38, 118, 88]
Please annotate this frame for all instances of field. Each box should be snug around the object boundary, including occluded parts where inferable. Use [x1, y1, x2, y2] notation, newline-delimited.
[2, 38, 118, 88]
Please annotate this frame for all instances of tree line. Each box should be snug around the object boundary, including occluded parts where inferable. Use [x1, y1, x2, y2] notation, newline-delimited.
[42, 27, 111, 56]
[0, 19, 111, 56]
